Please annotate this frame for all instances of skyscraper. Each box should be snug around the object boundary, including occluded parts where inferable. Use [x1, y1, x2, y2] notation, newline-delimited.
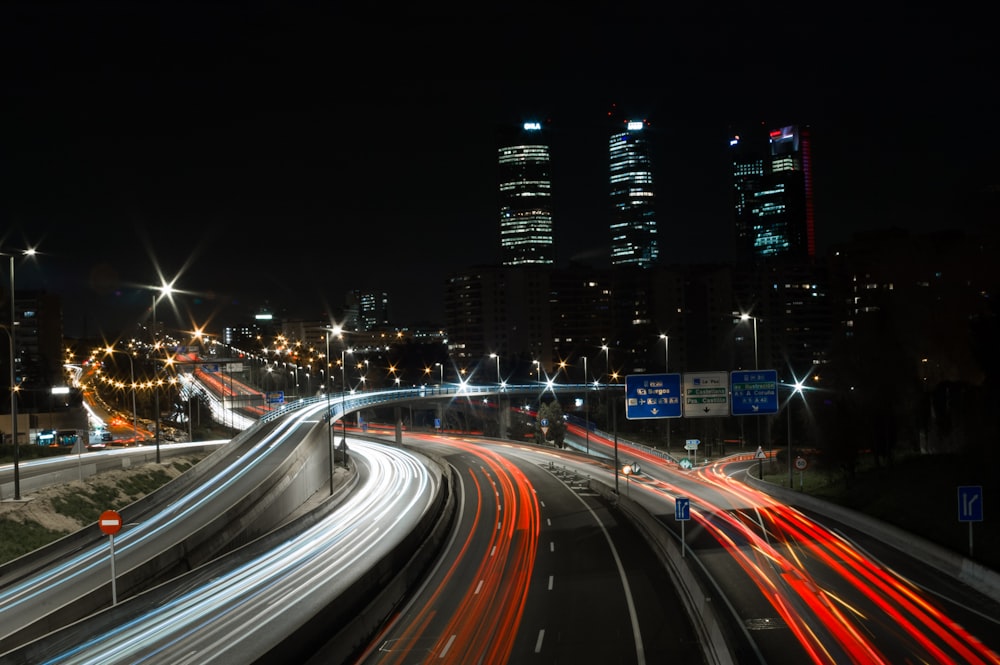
[609, 119, 658, 269]
[730, 124, 815, 263]
[498, 121, 555, 266]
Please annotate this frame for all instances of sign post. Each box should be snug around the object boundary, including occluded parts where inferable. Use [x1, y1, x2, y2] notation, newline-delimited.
[958, 485, 984, 558]
[794, 455, 808, 490]
[755, 445, 766, 479]
[684, 439, 700, 466]
[99, 509, 123, 604]
[675, 497, 691, 557]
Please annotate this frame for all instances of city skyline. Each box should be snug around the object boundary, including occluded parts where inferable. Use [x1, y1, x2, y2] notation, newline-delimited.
[4, 4, 996, 339]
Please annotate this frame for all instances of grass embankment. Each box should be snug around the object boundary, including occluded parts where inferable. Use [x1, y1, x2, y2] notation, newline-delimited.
[0, 459, 200, 564]
[758, 452, 998, 572]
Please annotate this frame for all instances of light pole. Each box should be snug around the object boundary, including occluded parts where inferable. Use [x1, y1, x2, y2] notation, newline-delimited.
[3, 251, 30, 500]
[151, 292, 161, 463]
[741, 313, 760, 451]
[105, 346, 139, 444]
[601, 344, 610, 434]
[435, 362, 443, 386]
[740, 313, 759, 369]
[340, 347, 352, 450]
[323, 327, 335, 489]
[786, 380, 803, 489]
[659, 334, 671, 450]
[582, 355, 589, 454]
[490, 352, 501, 386]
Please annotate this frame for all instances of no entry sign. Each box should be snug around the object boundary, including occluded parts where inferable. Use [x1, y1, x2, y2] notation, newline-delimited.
[99, 510, 122, 535]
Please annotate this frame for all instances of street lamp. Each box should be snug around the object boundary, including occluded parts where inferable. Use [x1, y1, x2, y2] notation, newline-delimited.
[659, 333, 669, 372]
[786, 379, 804, 489]
[340, 347, 353, 449]
[151, 292, 161, 462]
[659, 334, 671, 450]
[582, 355, 589, 454]
[490, 352, 501, 386]
[740, 313, 759, 369]
[740, 313, 760, 451]
[4, 249, 36, 500]
[435, 362, 443, 386]
[105, 345, 139, 444]
[323, 327, 335, 492]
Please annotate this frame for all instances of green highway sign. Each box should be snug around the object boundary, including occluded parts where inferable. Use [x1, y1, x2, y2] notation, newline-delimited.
[682, 371, 730, 418]
[730, 369, 779, 415]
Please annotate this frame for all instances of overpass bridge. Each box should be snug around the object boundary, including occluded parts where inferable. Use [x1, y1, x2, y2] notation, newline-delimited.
[190, 376, 623, 442]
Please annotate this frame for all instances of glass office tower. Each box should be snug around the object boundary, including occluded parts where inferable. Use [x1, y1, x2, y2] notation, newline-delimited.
[498, 121, 555, 266]
[730, 124, 815, 263]
[609, 119, 658, 268]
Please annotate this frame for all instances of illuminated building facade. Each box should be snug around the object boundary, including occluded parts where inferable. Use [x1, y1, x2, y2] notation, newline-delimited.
[730, 123, 815, 263]
[609, 119, 658, 268]
[498, 121, 555, 266]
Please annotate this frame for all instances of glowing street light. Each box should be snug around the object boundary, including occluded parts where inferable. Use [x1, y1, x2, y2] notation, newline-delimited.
[2, 248, 34, 500]
[659, 334, 671, 450]
[149, 287, 170, 463]
[322, 326, 335, 493]
[582, 355, 589, 454]
[740, 313, 759, 369]
[740, 313, 761, 450]
[490, 352, 502, 387]
[340, 347, 353, 449]
[786, 379, 805, 489]
[659, 333, 669, 372]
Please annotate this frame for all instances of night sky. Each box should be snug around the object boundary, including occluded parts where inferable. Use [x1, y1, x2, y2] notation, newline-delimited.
[4, 4, 996, 340]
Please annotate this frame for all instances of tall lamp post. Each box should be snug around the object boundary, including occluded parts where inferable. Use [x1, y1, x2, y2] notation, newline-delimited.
[105, 346, 139, 444]
[582, 355, 589, 454]
[490, 352, 501, 386]
[435, 362, 443, 386]
[151, 292, 161, 463]
[740, 313, 760, 451]
[322, 327, 335, 490]
[601, 344, 610, 434]
[786, 380, 804, 489]
[4, 250, 32, 500]
[660, 333, 671, 450]
[340, 347, 352, 450]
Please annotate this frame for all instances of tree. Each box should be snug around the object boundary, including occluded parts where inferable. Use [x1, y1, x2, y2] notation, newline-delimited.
[537, 399, 566, 448]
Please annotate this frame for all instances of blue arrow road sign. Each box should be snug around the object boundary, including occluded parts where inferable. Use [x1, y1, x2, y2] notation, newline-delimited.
[675, 497, 690, 521]
[958, 486, 984, 522]
[625, 373, 682, 420]
[730, 369, 779, 415]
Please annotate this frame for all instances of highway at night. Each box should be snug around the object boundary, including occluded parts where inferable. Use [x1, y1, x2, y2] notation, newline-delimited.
[2, 382, 998, 664]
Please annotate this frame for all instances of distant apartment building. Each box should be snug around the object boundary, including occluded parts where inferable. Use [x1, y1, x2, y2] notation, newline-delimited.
[1, 290, 70, 417]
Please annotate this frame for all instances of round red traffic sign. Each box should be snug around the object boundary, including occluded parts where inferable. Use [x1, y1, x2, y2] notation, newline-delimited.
[794, 456, 808, 471]
[99, 509, 122, 535]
